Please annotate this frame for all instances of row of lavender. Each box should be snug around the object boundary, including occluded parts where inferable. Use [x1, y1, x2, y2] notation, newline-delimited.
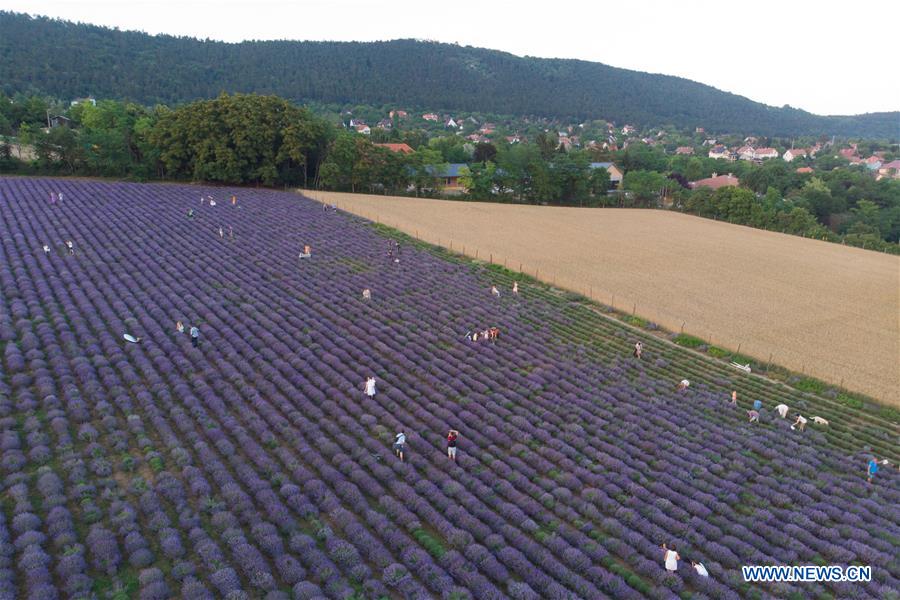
[0, 177, 897, 600]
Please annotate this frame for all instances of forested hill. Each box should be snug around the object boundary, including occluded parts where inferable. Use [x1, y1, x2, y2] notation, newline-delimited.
[1, 12, 896, 138]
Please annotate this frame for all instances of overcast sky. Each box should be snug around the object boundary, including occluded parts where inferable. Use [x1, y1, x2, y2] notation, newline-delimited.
[4, 0, 898, 116]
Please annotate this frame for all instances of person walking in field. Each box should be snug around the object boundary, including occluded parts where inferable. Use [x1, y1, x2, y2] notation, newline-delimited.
[753, 399, 762, 411]
[187, 208, 195, 219]
[394, 431, 406, 462]
[228, 226, 233, 239]
[791, 414, 807, 431]
[49, 192, 56, 204]
[190, 325, 200, 348]
[661, 544, 680, 572]
[65, 240, 75, 255]
[219, 226, 224, 238]
[42, 244, 51, 255]
[176, 321, 185, 334]
[299, 245, 312, 260]
[362, 288, 371, 301]
[676, 379, 690, 392]
[231, 195, 237, 205]
[512, 281, 519, 295]
[747, 409, 760, 423]
[491, 286, 501, 298]
[867, 457, 880, 483]
[775, 403, 789, 418]
[731, 390, 738, 405]
[364, 377, 376, 397]
[633, 341, 643, 359]
[447, 429, 459, 461]
[58, 192, 63, 203]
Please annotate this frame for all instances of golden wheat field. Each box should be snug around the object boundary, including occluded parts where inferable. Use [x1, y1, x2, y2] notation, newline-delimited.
[309, 191, 900, 405]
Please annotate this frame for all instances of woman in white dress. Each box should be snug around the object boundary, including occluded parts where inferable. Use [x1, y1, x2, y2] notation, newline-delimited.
[662, 544, 680, 572]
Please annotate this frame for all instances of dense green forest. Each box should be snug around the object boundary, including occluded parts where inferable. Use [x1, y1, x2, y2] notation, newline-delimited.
[1, 11, 897, 138]
[2, 93, 898, 252]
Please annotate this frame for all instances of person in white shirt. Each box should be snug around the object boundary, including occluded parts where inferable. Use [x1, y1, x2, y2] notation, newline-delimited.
[393, 432, 406, 461]
[364, 377, 376, 397]
[65, 240, 75, 255]
[491, 286, 501, 298]
[662, 544, 680, 571]
[677, 379, 690, 391]
[633, 341, 643, 359]
[362, 288, 371, 301]
[219, 227, 224, 238]
[512, 281, 519, 294]
[42, 244, 51, 254]
[775, 403, 789, 418]
[731, 390, 738, 405]
[691, 560, 708, 577]
[791, 414, 807, 431]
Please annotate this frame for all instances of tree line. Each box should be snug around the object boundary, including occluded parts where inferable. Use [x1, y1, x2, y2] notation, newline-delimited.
[1, 92, 897, 253]
[1, 11, 897, 138]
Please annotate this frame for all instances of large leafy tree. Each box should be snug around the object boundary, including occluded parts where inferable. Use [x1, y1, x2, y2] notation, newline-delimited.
[150, 93, 330, 185]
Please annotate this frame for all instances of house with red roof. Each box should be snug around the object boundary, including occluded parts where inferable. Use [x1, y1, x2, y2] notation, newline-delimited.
[689, 173, 740, 190]
[839, 146, 858, 160]
[675, 146, 694, 155]
[375, 143, 415, 154]
[783, 148, 807, 162]
[876, 160, 900, 180]
[422, 113, 439, 122]
[736, 146, 755, 160]
[754, 147, 779, 160]
[389, 110, 408, 119]
[796, 166, 814, 174]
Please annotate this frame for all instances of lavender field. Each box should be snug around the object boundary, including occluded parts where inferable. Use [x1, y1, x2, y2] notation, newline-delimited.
[0, 177, 897, 600]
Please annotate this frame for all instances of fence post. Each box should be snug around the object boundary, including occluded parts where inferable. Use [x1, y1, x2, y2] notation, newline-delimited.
[766, 353, 773, 373]
[632, 303, 636, 316]
[680, 322, 685, 334]
[737, 343, 741, 355]
[475, 249, 478, 258]
[490, 253, 493, 264]
[611, 293, 615, 308]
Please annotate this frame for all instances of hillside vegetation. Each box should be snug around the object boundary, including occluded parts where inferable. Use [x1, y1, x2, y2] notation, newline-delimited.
[0, 12, 896, 137]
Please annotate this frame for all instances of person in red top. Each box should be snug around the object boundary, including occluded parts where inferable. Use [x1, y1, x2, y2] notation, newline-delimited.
[447, 430, 459, 461]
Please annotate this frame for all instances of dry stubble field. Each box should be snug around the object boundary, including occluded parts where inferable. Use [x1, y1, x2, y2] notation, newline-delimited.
[310, 191, 900, 405]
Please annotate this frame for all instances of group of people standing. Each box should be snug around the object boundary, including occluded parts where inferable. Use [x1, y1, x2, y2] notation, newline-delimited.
[175, 321, 201, 347]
